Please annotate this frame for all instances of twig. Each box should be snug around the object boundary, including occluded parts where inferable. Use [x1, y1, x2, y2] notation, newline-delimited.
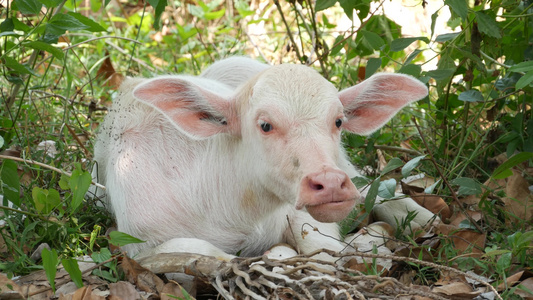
[273, 0, 303, 62]
[365, 144, 423, 156]
[0, 154, 106, 190]
[62, 35, 142, 50]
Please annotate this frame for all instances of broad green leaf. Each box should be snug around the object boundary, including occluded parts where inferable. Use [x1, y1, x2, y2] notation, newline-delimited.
[24, 41, 64, 60]
[445, 0, 468, 20]
[364, 179, 381, 212]
[92, 269, 118, 282]
[62, 258, 83, 288]
[509, 61, 533, 73]
[378, 178, 396, 199]
[3, 57, 38, 76]
[404, 49, 423, 65]
[146, 0, 167, 29]
[426, 68, 455, 80]
[352, 176, 370, 189]
[401, 155, 426, 178]
[32, 187, 61, 214]
[1, 159, 20, 207]
[475, 11, 501, 38]
[515, 70, 533, 90]
[316, 0, 337, 11]
[13, 0, 42, 14]
[204, 8, 225, 20]
[398, 64, 422, 77]
[496, 252, 512, 274]
[109, 231, 145, 247]
[390, 37, 429, 52]
[365, 57, 381, 78]
[91, 248, 112, 264]
[0, 18, 14, 31]
[452, 177, 482, 196]
[38, 0, 63, 8]
[458, 89, 484, 102]
[67, 12, 106, 32]
[360, 30, 384, 50]
[41, 248, 58, 292]
[381, 157, 404, 175]
[49, 13, 88, 31]
[69, 164, 91, 213]
[491, 152, 533, 179]
[435, 32, 460, 42]
[0, 136, 3, 148]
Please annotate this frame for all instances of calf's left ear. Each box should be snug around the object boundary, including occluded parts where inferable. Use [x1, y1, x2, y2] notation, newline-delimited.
[339, 73, 428, 136]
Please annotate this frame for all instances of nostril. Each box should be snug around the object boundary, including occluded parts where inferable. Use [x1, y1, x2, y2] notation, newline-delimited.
[310, 182, 324, 191]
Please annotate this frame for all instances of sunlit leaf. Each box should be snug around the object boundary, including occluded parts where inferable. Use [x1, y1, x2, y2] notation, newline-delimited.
[109, 231, 145, 247]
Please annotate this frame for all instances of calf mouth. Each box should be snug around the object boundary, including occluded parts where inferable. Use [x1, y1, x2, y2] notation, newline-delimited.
[304, 197, 357, 223]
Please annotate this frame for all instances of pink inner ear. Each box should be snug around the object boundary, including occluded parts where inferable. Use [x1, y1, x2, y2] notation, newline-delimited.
[133, 77, 239, 139]
[339, 73, 428, 136]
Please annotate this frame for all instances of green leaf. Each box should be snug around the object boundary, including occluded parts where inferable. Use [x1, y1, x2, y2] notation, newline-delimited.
[0, 136, 3, 149]
[32, 187, 61, 214]
[475, 11, 501, 38]
[69, 164, 91, 213]
[1, 159, 21, 207]
[3, 57, 39, 76]
[316, 0, 337, 11]
[146, 0, 167, 29]
[109, 231, 145, 247]
[0, 18, 15, 31]
[204, 8, 225, 20]
[381, 157, 404, 175]
[426, 68, 455, 80]
[509, 61, 533, 73]
[435, 32, 460, 42]
[67, 12, 106, 32]
[38, 0, 63, 8]
[360, 30, 384, 50]
[398, 64, 422, 77]
[491, 152, 533, 179]
[62, 258, 83, 288]
[445, 0, 468, 20]
[404, 49, 423, 65]
[496, 252, 512, 274]
[401, 155, 426, 178]
[364, 179, 381, 212]
[91, 248, 112, 264]
[365, 57, 381, 78]
[13, 0, 42, 14]
[515, 70, 533, 90]
[46, 13, 89, 37]
[41, 248, 58, 292]
[23, 41, 64, 60]
[390, 37, 429, 52]
[378, 178, 396, 199]
[458, 89, 484, 102]
[452, 177, 482, 196]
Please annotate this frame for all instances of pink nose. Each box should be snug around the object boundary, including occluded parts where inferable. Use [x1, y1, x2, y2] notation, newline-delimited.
[299, 168, 360, 223]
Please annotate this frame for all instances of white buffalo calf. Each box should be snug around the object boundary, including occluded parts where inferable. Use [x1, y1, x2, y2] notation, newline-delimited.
[93, 57, 428, 259]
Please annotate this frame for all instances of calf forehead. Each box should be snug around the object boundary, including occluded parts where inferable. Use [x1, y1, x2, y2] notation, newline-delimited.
[250, 65, 340, 114]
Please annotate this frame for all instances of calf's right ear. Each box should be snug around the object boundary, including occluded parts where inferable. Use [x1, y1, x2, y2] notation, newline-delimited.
[133, 77, 239, 139]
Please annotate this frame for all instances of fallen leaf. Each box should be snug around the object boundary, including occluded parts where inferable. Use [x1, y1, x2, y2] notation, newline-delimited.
[432, 281, 473, 295]
[108, 281, 140, 299]
[0, 273, 24, 299]
[120, 256, 165, 294]
[449, 210, 483, 227]
[515, 277, 533, 299]
[160, 281, 189, 300]
[485, 170, 533, 222]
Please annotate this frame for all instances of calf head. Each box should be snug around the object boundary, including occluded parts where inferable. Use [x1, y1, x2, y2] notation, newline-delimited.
[132, 64, 428, 223]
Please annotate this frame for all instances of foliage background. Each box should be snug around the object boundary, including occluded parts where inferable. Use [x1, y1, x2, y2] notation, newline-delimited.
[0, 0, 532, 298]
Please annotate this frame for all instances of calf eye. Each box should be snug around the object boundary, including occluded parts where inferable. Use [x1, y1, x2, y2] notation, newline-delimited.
[260, 122, 273, 133]
[335, 118, 343, 128]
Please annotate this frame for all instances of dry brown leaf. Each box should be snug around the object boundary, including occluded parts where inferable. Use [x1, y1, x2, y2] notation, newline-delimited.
[96, 54, 124, 90]
[432, 281, 473, 295]
[343, 258, 387, 274]
[411, 193, 451, 220]
[160, 281, 190, 300]
[108, 281, 140, 299]
[497, 270, 525, 291]
[484, 170, 533, 222]
[71, 285, 107, 300]
[448, 229, 486, 256]
[0, 273, 24, 299]
[449, 210, 483, 227]
[515, 277, 533, 299]
[121, 256, 165, 294]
